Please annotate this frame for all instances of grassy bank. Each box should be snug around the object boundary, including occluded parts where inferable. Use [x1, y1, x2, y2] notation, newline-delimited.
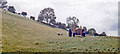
[1, 9, 120, 52]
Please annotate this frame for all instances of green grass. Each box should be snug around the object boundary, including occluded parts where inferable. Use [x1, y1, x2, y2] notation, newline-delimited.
[1, 9, 120, 52]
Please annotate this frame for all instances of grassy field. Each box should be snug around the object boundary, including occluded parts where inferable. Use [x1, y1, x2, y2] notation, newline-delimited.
[1, 9, 120, 53]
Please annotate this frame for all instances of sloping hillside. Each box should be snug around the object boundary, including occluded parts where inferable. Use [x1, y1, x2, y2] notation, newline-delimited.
[2, 10, 68, 52]
[1, 9, 120, 53]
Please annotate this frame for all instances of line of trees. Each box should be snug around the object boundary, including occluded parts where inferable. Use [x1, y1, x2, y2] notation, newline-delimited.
[37, 8, 79, 30]
[37, 8, 106, 36]
[37, 8, 80, 30]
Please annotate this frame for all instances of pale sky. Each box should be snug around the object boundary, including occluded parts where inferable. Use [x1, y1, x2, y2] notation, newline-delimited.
[7, 0, 119, 36]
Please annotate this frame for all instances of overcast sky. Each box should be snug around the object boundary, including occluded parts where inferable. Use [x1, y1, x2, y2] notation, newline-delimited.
[7, 0, 119, 36]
